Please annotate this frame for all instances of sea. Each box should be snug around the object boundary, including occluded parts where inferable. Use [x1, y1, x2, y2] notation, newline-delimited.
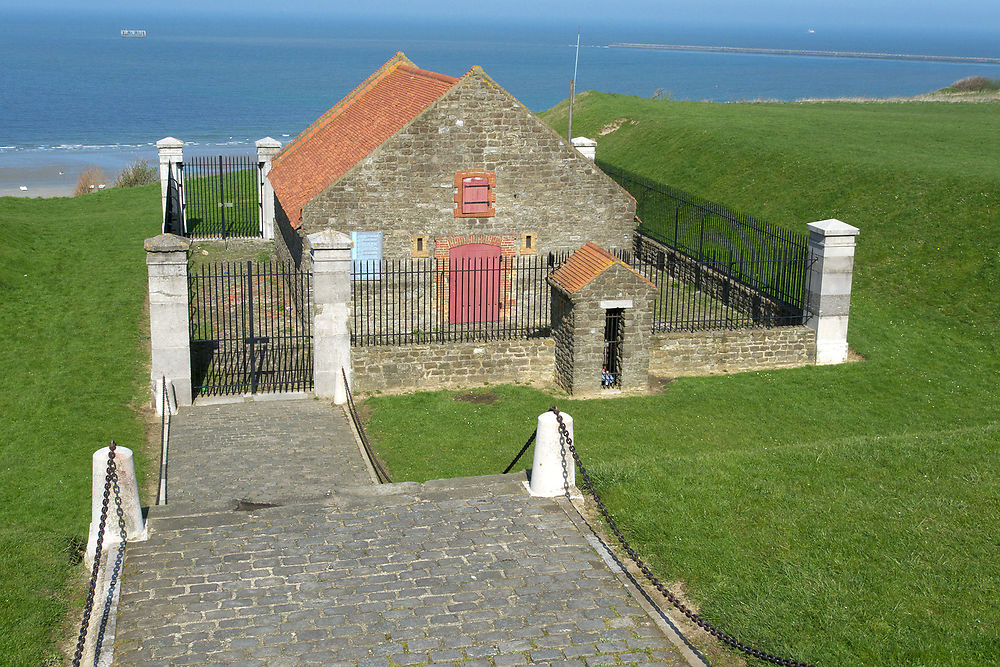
[1, 9, 998, 195]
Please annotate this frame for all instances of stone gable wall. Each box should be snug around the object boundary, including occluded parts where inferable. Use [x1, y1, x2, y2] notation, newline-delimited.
[649, 326, 816, 377]
[296, 70, 635, 262]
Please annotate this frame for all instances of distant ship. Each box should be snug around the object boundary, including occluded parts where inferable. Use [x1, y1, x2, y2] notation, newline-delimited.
[121, 29, 146, 38]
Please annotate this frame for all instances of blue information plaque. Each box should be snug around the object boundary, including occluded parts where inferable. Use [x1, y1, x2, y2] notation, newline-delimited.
[350, 231, 383, 279]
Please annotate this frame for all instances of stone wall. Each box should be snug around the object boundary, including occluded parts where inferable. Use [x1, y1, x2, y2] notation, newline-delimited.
[552, 291, 574, 393]
[298, 68, 635, 261]
[275, 198, 306, 268]
[649, 326, 816, 377]
[351, 338, 555, 393]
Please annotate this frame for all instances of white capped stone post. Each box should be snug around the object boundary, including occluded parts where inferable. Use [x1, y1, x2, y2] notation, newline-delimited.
[157, 137, 184, 233]
[571, 136, 597, 161]
[146, 234, 192, 413]
[256, 137, 281, 240]
[528, 410, 578, 497]
[805, 219, 860, 365]
[85, 446, 147, 568]
[309, 230, 352, 404]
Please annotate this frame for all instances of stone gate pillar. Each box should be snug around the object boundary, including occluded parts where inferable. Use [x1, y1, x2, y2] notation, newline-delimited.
[157, 137, 183, 232]
[571, 136, 597, 161]
[146, 234, 192, 413]
[256, 137, 281, 240]
[805, 219, 860, 365]
[309, 230, 352, 404]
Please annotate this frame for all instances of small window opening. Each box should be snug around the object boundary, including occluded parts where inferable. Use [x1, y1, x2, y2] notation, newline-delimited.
[602, 308, 624, 389]
[412, 235, 430, 257]
[521, 233, 537, 255]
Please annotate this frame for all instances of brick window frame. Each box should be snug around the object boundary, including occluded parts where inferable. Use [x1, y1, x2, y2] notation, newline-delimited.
[454, 169, 496, 218]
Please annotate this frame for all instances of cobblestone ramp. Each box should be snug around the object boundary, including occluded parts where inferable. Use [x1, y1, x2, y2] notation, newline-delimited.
[115, 475, 691, 666]
[166, 399, 371, 511]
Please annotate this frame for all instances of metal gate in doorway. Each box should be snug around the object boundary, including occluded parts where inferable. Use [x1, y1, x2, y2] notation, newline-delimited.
[602, 308, 624, 389]
[189, 261, 313, 397]
[183, 155, 263, 239]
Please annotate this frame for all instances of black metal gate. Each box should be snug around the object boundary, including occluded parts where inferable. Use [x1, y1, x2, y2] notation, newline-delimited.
[182, 155, 262, 239]
[189, 261, 313, 397]
[164, 166, 184, 235]
[602, 308, 624, 389]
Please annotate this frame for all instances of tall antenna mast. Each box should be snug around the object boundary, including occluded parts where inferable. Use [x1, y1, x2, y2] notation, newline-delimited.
[568, 28, 580, 141]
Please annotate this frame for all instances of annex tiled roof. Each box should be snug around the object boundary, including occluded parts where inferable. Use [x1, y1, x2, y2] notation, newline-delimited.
[269, 52, 459, 227]
[548, 242, 656, 294]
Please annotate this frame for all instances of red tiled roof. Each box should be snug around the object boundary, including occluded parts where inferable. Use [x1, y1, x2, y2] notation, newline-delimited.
[269, 52, 459, 227]
[549, 242, 656, 294]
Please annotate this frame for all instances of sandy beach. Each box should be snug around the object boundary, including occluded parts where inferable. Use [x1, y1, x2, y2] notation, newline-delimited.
[0, 141, 273, 198]
[0, 146, 154, 198]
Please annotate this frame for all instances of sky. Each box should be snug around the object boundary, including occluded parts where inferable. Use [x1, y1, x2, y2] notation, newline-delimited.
[4, 0, 999, 32]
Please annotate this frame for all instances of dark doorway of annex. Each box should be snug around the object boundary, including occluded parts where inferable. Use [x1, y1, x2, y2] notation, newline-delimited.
[602, 308, 624, 388]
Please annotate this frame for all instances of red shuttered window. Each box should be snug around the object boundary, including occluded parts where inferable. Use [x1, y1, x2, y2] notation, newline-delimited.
[462, 177, 490, 213]
[454, 169, 496, 217]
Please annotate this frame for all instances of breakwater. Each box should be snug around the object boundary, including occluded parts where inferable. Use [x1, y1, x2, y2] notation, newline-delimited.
[608, 43, 1000, 65]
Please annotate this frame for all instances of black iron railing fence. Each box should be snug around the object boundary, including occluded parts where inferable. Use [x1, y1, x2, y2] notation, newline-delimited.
[189, 260, 313, 396]
[612, 242, 806, 331]
[599, 162, 810, 312]
[350, 239, 804, 346]
[182, 155, 262, 239]
[351, 253, 568, 346]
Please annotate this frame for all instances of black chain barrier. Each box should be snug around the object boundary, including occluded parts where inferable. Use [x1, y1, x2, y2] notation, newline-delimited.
[72, 441, 129, 667]
[342, 368, 392, 484]
[502, 429, 536, 474]
[158, 375, 168, 505]
[549, 406, 816, 667]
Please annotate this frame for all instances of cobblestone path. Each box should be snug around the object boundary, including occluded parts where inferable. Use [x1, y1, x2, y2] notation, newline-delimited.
[113, 400, 696, 665]
[116, 476, 691, 666]
[165, 399, 370, 511]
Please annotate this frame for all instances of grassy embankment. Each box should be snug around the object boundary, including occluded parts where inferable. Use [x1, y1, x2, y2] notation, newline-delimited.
[364, 96, 1000, 664]
[0, 185, 160, 664]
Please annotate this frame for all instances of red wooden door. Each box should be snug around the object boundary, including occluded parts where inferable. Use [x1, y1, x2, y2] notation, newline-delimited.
[449, 243, 502, 324]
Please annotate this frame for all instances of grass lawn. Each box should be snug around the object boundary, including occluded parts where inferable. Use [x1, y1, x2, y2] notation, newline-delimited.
[364, 96, 1000, 665]
[0, 185, 160, 664]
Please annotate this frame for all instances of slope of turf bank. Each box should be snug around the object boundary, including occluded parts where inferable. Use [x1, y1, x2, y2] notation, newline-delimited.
[0, 185, 160, 664]
[364, 96, 1000, 664]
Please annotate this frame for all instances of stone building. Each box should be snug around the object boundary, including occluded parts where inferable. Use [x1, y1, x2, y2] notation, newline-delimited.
[267, 52, 635, 268]
[549, 243, 656, 395]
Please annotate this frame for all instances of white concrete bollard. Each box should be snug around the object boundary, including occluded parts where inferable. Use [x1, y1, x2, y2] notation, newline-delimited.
[85, 446, 147, 568]
[528, 410, 577, 497]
